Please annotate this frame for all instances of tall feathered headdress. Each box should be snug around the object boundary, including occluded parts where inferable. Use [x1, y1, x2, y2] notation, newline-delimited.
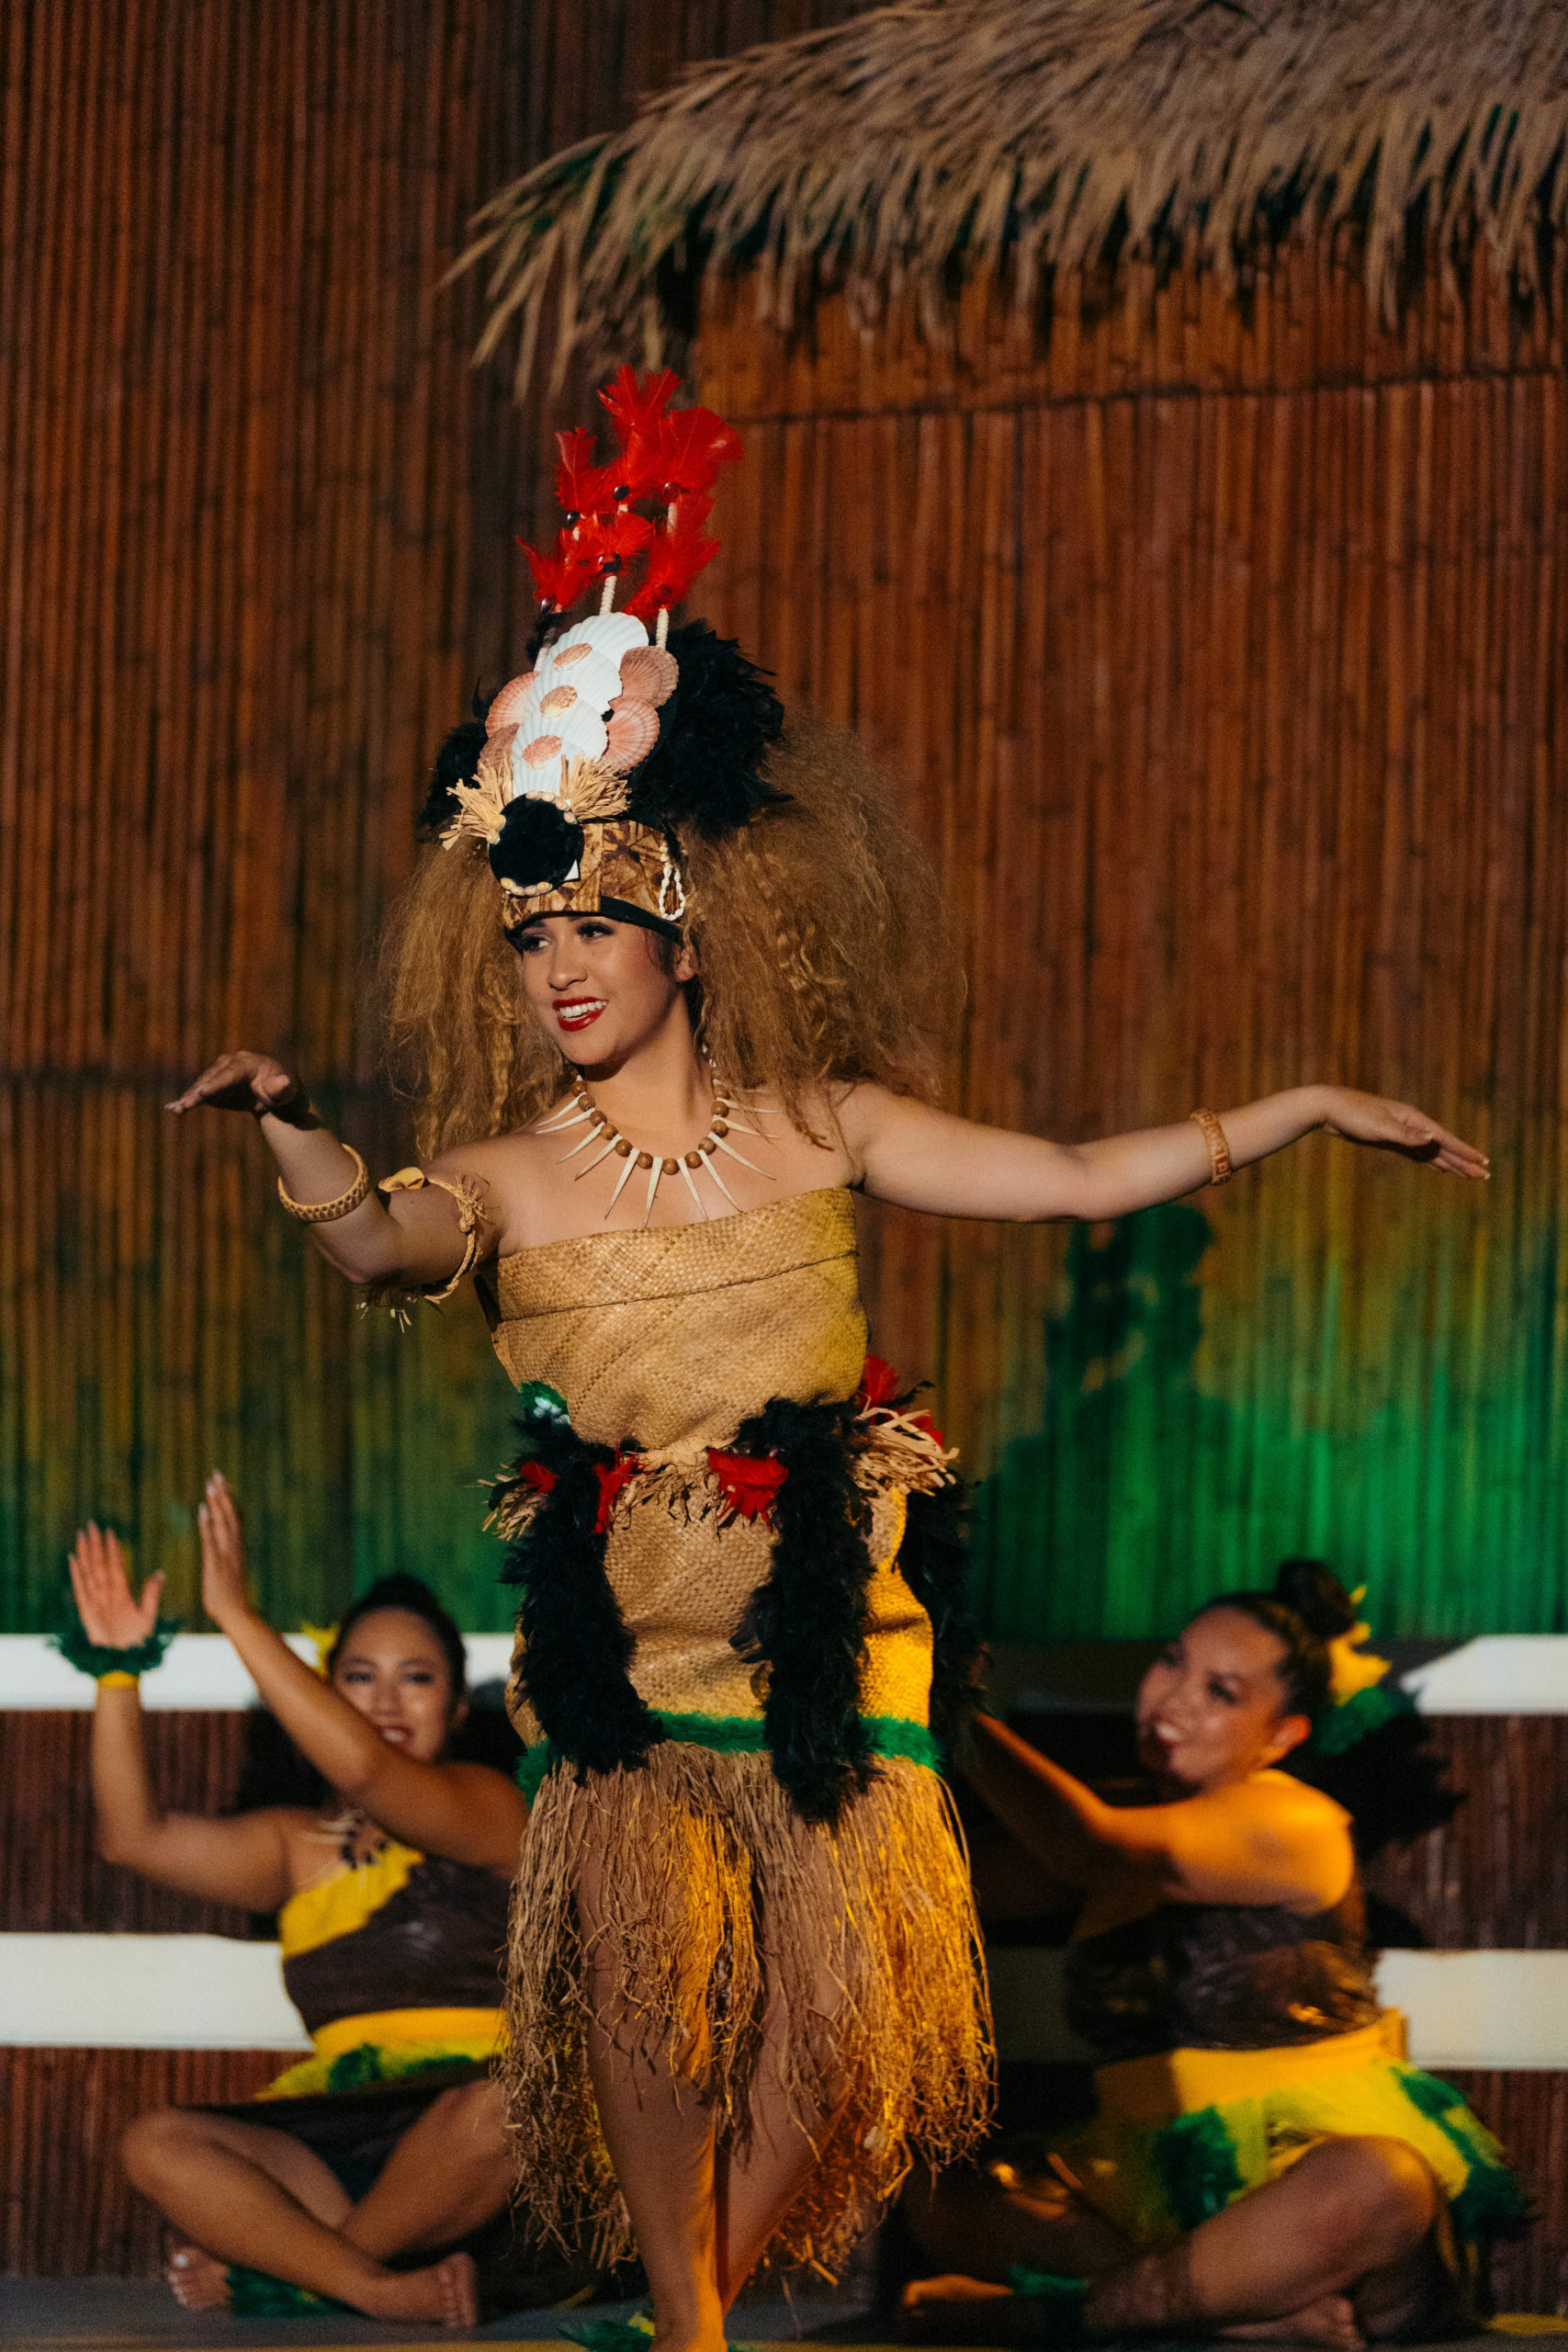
[426, 369, 783, 938]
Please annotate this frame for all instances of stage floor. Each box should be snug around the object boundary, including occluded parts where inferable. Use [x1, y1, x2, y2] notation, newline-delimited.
[0, 2285, 874, 2350]
[4, 2282, 1564, 2352]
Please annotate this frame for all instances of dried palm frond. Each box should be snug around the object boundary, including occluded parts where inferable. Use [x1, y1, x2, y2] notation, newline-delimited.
[455, 0, 1568, 394]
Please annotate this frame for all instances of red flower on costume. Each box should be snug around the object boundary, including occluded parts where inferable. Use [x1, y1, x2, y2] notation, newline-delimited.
[517, 1461, 558, 1497]
[856, 1354, 901, 1409]
[909, 1408, 946, 1449]
[706, 1449, 788, 1521]
[592, 1456, 638, 1533]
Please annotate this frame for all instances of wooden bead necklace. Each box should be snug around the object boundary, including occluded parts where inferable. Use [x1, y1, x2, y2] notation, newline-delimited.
[536, 1069, 775, 1225]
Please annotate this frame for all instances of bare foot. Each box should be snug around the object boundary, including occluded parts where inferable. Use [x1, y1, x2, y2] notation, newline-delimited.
[901, 2276, 1044, 2344]
[164, 2245, 231, 2312]
[358, 2252, 479, 2327]
[1223, 2295, 1364, 2349]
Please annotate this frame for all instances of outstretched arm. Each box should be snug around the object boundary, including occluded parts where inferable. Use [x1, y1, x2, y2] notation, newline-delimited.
[164, 1050, 490, 1288]
[68, 1525, 294, 1909]
[842, 1082, 1486, 1223]
[964, 1713, 1350, 1909]
[197, 1476, 527, 1871]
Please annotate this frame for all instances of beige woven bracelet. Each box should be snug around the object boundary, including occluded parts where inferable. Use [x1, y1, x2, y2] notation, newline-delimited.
[277, 1144, 370, 1224]
[1189, 1108, 1233, 1187]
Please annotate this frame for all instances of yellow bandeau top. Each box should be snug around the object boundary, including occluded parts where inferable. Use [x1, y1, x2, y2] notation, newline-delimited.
[487, 1187, 867, 1451]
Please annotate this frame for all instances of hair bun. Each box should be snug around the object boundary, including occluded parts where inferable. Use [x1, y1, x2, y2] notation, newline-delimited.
[1272, 1556, 1358, 1639]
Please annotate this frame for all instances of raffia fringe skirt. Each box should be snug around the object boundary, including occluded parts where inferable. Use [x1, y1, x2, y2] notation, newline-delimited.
[502, 1743, 994, 2272]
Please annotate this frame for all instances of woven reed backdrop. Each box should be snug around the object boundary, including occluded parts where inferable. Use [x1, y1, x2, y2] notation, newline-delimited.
[0, 0, 876, 1635]
[5, 0, 1568, 1644]
[695, 252, 1568, 1642]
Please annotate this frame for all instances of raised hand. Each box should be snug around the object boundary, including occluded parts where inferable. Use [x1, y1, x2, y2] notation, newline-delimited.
[197, 1473, 252, 1631]
[69, 1524, 164, 1649]
[165, 1050, 312, 1124]
[1316, 1088, 1488, 1180]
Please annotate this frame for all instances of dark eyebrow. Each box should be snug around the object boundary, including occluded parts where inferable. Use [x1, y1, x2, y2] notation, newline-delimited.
[335, 1649, 436, 1671]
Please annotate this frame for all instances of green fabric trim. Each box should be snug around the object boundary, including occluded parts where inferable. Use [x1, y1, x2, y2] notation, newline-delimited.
[1153, 2104, 1247, 2230]
[224, 2265, 351, 2316]
[51, 1619, 175, 1681]
[516, 1711, 941, 1802]
[322, 2041, 481, 2094]
[1307, 1679, 1413, 1757]
[561, 2312, 656, 2352]
[1006, 2270, 1089, 2342]
[1396, 2067, 1529, 2244]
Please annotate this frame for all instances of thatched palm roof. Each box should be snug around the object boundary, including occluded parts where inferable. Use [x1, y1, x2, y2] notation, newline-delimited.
[460, 0, 1568, 391]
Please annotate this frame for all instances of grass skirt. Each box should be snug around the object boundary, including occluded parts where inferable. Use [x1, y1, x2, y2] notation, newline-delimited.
[1057, 2051, 1527, 2260]
[502, 1742, 993, 2273]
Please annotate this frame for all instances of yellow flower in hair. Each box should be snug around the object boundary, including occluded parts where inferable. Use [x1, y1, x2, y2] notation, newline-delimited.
[299, 1621, 341, 1679]
[1325, 1587, 1392, 1705]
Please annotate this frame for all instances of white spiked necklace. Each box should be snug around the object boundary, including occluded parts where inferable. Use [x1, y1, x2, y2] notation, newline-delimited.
[536, 1067, 775, 1226]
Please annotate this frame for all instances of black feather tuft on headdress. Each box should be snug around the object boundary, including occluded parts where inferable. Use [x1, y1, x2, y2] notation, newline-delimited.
[623, 620, 784, 841]
[416, 717, 488, 841]
[489, 793, 585, 891]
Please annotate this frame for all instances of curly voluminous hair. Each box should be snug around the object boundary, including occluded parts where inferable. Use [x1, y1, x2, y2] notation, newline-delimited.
[380, 724, 956, 1157]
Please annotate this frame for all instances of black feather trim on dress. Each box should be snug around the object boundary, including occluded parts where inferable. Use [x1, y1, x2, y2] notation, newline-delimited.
[897, 1479, 980, 1749]
[731, 1396, 876, 1826]
[416, 710, 490, 840]
[493, 1418, 663, 1782]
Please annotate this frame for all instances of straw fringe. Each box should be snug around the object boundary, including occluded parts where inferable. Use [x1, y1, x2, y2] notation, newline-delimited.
[501, 1743, 992, 2273]
[455, 0, 1568, 390]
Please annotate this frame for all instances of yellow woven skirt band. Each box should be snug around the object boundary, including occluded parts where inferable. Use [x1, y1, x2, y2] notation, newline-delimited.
[310, 2006, 503, 2063]
[1094, 2016, 1405, 2125]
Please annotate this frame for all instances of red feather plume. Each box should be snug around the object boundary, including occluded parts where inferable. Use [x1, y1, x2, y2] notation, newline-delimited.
[599, 364, 681, 440]
[574, 509, 656, 577]
[651, 406, 742, 497]
[553, 426, 620, 522]
[520, 371, 744, 625]
[622, 493, 719, 621]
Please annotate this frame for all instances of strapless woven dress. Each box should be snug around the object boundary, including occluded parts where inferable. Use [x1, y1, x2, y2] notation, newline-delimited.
[480, 1187, 992, 2270]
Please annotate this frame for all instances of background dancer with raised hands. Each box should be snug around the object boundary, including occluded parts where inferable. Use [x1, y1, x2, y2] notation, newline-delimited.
[65, 1482, 531, 2327]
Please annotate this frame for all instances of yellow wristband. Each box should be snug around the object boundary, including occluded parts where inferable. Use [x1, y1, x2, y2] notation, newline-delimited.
[96, 1670, 141, 1689]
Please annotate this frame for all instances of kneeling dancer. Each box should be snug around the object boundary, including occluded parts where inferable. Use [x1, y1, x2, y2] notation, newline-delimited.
[907, 1563, 1525, 2345]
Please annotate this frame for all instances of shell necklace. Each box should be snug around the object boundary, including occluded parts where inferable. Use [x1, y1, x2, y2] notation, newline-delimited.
[536, 1067, 776, 1226]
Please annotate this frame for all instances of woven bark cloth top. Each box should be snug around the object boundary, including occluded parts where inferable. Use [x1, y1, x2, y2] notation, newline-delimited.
[486, 1186, 936, 1739]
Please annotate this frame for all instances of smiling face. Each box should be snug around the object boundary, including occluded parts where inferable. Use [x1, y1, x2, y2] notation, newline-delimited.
[1134, 1607, 1311, 1794]
[329, 1608, 463, 1763]
[511, 910, 697, 1067]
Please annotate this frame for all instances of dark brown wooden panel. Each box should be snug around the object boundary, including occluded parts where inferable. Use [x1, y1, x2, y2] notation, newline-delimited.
[0, 1713, 256, 1935]
[1, 2046, 282, 2276]
[1444, 2071, 1568, 2318]
[1366, 1720, 1568, 1952]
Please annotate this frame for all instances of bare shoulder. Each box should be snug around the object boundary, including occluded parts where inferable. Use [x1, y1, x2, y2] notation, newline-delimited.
[1231, 1770, 1355, 1862]
[829, 1080, 956, 1175]
[426, 1125, 561, 1182]
[829, 1080, 920, 1148]
[425, 1124, 567, 1249]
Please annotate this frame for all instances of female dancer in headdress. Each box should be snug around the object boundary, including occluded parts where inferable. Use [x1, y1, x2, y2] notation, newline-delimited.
[167, 371, 1485, 2352]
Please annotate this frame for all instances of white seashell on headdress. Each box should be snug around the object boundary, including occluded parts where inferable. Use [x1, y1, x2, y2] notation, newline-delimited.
[503, 611, 650, 802]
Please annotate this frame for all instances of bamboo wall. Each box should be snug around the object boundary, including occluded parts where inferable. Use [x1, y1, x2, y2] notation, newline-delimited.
[698, 251, 1568, 1638]
[6, 0, 1568, 1643]
[0, 0, 874, 1634]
